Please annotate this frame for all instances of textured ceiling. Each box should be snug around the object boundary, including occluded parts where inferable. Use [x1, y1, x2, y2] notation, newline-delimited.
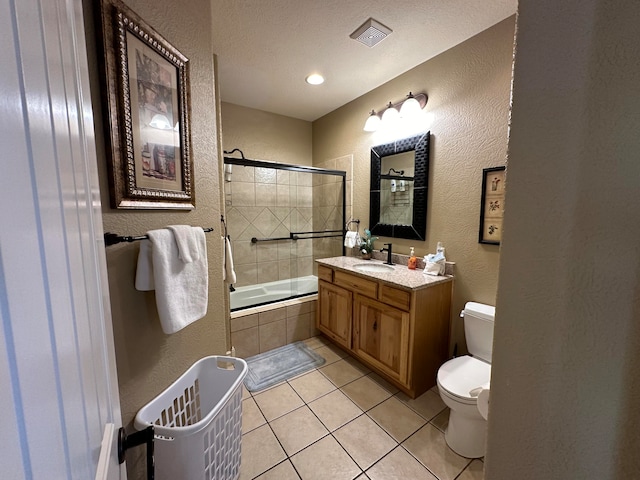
[211, 0, 517, 121]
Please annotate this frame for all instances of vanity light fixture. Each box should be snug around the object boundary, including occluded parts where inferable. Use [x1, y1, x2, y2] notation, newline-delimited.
[305, 73, 325, 85]
[363, 92, 428, 132]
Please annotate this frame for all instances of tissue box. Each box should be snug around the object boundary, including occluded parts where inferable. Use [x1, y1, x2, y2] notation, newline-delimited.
[424, 253, 445, 276]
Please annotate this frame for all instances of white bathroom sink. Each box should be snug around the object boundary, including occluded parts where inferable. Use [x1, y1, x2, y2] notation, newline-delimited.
[353, 263, 395, 273]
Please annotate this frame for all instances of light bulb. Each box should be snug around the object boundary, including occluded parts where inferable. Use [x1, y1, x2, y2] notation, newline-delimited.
[363, 110, 381, 132]
[399, 92, 422, 118]
[305, 73, 324, 85]
[381, 102, 399, 125]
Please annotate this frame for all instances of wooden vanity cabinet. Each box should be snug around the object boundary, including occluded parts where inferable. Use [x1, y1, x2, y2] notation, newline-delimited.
[317, 280, 352, 349]
[316, 264, 452, 398]
[353, 294, 410, 385]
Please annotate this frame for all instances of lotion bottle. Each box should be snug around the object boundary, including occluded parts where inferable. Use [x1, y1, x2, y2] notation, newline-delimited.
[408, 247, 417, 269]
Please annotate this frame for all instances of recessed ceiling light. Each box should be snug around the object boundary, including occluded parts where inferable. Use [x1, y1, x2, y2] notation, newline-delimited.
[305, 74, 324, 85]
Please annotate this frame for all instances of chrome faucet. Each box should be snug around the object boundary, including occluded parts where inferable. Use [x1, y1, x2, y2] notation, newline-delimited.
[380, 243, 393, 265]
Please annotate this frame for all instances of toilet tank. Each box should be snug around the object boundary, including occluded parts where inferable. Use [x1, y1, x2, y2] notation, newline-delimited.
[462, 302, 495, 363]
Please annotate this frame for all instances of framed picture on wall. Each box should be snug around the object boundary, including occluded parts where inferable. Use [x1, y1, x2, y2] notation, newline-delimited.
[98, 0, 194, 209]
[479, 166, 506, 245]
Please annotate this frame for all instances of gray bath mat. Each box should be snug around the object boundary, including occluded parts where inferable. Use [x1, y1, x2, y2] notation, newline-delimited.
[243, 342, 325, 392]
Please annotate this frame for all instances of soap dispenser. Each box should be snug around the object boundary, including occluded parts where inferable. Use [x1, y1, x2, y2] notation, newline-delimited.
[408, 247, 417, 270]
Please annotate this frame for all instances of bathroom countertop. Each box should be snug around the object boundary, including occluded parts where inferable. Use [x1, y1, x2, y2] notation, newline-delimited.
[316, 256, 453, 291]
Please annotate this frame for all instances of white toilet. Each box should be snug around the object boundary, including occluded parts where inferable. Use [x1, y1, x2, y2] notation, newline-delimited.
[437, 302, 495, 458]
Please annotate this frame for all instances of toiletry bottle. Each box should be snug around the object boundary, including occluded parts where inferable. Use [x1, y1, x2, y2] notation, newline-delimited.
[436, 242, 445, 256]
[408, 247, 417, 269]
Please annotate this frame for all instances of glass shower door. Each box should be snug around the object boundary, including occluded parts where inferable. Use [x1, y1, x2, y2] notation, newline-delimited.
[224, 155, 345, 310]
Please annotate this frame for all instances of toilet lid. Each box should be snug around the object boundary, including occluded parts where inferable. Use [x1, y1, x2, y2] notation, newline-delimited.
[438, 356, 491, 400]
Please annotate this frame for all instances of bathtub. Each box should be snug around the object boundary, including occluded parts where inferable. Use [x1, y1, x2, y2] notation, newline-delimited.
[230, 275, 318, 311]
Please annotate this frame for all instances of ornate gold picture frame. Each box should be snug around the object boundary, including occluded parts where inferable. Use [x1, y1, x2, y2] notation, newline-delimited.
[98, 0, 194, 209]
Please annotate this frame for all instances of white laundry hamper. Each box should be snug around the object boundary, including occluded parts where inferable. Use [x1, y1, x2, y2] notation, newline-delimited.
[134, 356, 248, 480]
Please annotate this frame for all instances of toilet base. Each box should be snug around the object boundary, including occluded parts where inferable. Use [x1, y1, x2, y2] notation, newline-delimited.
[444, 408, 487, 458]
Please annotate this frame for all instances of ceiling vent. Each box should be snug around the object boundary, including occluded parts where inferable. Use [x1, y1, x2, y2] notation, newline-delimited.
[350, 18, 392, 48]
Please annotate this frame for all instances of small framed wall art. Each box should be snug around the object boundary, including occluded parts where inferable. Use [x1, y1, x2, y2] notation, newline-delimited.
[479, 166, 506, 245]
[98, 0, 194, 209]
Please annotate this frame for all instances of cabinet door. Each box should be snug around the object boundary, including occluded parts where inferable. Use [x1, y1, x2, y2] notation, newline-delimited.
[353, 294, 410, 384]
[317, 280, 352, 348]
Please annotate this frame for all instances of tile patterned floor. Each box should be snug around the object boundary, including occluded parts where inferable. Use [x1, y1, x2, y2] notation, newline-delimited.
[239, 336, 484, 480]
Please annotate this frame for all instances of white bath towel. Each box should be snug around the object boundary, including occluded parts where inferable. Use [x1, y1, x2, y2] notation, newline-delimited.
[167, 225, 200, 263]
[147, 227, 208, 334]
[224, 235, 237, 284]
[135, 239, 155, 291]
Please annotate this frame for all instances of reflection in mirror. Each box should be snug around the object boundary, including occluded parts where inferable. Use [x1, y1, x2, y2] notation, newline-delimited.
[369, 132, 430, 240]
[380, 151, 415, 225]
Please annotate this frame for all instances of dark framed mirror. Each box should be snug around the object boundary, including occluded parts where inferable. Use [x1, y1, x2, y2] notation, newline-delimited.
[369, 132, 430, 240]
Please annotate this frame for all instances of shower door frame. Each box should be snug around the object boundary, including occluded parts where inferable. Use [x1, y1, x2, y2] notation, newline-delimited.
[224, 156, 346, 310]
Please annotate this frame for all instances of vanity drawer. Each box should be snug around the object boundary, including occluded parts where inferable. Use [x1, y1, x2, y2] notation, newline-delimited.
[334, 270, 378, 299]
[318, 265, 334, 283]
[379, 284, 412, 311]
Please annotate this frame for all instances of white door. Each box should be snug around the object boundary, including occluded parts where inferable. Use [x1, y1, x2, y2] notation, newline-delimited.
[0, 0, 125, 478]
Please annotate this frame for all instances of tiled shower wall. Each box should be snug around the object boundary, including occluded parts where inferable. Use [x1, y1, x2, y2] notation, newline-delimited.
[225, 165, 312, 287]
[380, 182, 413, 226]
[313, 155, 354, 266]
[225, 163, 348, 288]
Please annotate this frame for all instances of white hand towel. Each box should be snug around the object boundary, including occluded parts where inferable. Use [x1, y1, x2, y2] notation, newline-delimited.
[224, 236, 237, 284]
[344, 231, 358, 248]
[221, 237, 227, 281]
[135, 239, 155, 291]
[147, 227, 208, 334]
[167, 225, 200, 263]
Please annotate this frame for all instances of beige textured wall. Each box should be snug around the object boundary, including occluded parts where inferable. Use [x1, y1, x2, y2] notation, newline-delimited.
[221, 102, 312, 165]
[84, 0, 226, 476]
[486, 2, 640, 478]
[313, 18, 515, 352]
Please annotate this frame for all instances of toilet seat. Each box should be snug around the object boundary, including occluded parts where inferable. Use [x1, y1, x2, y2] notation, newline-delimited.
[437, 355, 491, 402]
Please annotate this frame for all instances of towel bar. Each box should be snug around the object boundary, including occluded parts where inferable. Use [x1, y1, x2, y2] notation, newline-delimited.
[104, 227, 214, 247]
[250, 230, 344, 243]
